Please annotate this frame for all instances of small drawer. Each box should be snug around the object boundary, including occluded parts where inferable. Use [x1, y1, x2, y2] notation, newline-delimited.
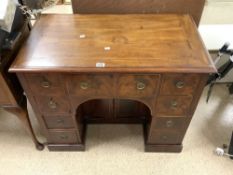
[160, 74, 200, 95]
[35, 96, 71, 115]
[67, 75, 113, 97]
[25, 73, 65, 96]
[48, 130, 78, 144]
[117, 74, 160, 98]
[43, 116, 75, 129]
[149, 129, 183, 144]
[155, 95, 193, 117]
[153, 117, 188, 130]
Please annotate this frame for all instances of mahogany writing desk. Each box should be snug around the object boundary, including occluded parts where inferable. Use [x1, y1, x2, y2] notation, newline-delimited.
[10, 14, 216, 152]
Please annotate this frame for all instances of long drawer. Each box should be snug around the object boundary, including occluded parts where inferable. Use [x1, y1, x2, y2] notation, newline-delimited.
[66, 74, 160, 98]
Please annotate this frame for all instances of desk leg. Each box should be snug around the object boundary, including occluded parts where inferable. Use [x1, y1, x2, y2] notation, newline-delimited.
[4, 105, 44, 151]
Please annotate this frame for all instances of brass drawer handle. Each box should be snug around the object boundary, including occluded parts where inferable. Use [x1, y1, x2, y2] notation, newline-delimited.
[137, 82, 146, 90]
[166, 120, 174, 128]
[176, 81, 185, 89]
[60, 135, 68, 140]
[48, 99, 57, 109]
[170, 100, 178, 108]
[57, 119, 64, 124]
[80, 82, 89, 90]
[41, 81, 50, 88]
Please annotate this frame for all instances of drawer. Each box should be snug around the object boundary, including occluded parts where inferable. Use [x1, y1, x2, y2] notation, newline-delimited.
[153, 117, 188, 130]
[149, 129, 183, 144]
[155, 96, 193, 117]
[48, 130, 78, 144]
[43, 116, 75, 129]
[160, 74, 200, 95]
[35, 96, 71, 115]
[117, 74, 160, 98]
[67, 75, 113, 97]
[25, 73, 65, 96]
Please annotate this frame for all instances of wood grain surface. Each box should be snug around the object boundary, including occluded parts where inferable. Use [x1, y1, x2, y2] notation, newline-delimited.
[10, 14, 216, 73]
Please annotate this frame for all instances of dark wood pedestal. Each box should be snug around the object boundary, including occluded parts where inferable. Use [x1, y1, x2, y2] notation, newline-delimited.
[10, 14, 216, 152]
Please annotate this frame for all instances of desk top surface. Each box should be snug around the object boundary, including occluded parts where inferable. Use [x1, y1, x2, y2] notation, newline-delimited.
[10, 14, 216, 73]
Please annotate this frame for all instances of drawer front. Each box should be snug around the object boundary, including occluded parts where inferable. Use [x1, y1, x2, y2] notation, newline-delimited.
[67, 75, 113, 97]
[155, 96, 193, 117]
[153, 117, 188, 130]
[35, 96, 71, 115]
[149, 129, 183, 144]
[48, 130, 78, 144]
[160, 74, 200, 95]
[43, 116, 75, 129]
[25, 73, 65, 96]
[117, 74, 160, 98]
